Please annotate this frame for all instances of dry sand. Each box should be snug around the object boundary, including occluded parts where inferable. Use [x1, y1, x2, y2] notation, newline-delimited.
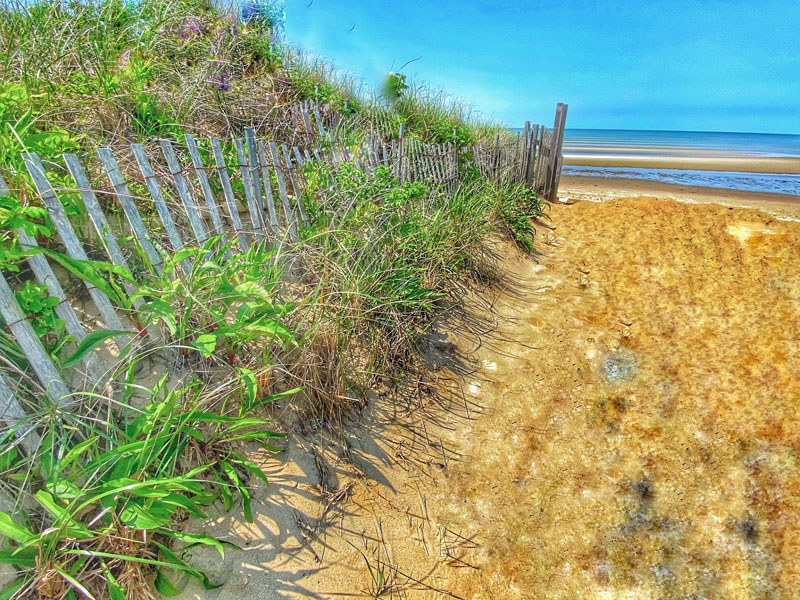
[178, 184, 800, 599]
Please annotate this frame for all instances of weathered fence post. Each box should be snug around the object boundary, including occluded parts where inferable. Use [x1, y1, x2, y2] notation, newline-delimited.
[0, 272, 70, 407]
[183, 134, 231, 249]
[97, 148, 166, 276]
[131, 144, 193, 275]
[256, 141, 280, 233]
[23, 152, 133, 351]
[235, 135, 268, 242]
[268, 141, 298, 241]
[547, 103, 568, 202]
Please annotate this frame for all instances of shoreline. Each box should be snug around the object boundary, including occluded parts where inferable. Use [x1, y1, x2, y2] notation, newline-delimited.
[558, 175, 800, 220]
[563, 154, 800, 174]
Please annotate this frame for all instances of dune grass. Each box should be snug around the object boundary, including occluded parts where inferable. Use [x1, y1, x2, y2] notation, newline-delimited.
[0, 1, 546, 597]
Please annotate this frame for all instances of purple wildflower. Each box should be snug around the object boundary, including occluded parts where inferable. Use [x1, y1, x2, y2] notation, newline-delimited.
[218, 69, 230, 91]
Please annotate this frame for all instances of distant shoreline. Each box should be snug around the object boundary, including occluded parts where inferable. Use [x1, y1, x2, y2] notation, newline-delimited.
[558, 175, 800, 220]
[562, 154, 800, 174]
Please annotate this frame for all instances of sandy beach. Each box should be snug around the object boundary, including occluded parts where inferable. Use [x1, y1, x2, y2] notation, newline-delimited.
[559, 175, 800, 220]
[176, 190, 800, 599]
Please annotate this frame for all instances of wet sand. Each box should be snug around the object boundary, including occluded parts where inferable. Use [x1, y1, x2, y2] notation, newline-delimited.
[559, 175, 800, 220]
[563, 154, 800, 174]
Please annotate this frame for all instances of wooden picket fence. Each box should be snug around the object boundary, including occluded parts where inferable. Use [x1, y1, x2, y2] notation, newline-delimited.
[0, 101, 567, 449]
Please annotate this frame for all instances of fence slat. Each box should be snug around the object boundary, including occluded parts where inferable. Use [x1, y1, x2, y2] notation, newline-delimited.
[397, 124, 405, 182]
[210, 137, 249, 252]
[0, 174, 90, 362]
[255, 141, 280, 233]
[268, 141, 297, 241]
[0, 371, 40, 454]
[293, 147, 305, 168]
[302, 109, 313, 137]
[0, 272, 70, 406]
[160, 140, 209, 245]
[23, 153, 132, 350]
[16, 229, 106, 382]
[526, 124, 539, 187]
[0, 175, 50, 448]
[184, 134, 230, 252]
[521, 121, 531, 184]
[15, 229, 82, 322]
[314, 106, 326, 138]
[63, 154, 141, 303]
[234, 138, 267, 242]
[244, 128, 268, 229]
[281, 144, 310, 227]
[130, 144, 192, 275]
[97, 148, 164, 275]
[63, 153, 164, 345]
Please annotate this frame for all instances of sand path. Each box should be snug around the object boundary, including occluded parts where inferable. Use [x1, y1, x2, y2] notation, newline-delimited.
[180, 196, 800, 599]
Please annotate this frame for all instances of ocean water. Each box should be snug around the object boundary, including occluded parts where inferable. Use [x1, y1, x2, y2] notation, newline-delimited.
[561, 165, 800, 196]
[558, 129, 800, 196]
[563, 129, 800, 158]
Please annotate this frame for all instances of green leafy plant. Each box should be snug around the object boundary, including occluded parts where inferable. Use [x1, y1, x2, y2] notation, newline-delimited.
[13, 281, 64, 338]
[0, 370, 295, 599]
[135, 236, 296, 367]
[0, 83, 81, 182]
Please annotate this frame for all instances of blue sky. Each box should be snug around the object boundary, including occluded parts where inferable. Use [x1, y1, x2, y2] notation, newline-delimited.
[285, 0, 800, 134]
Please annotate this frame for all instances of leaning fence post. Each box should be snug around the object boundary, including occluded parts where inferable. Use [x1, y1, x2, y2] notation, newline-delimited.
[183, 134, 230, 247]
[97, 147, 165, 275]
[268, 141, 298, 241]
[160, 140, 210, 246]
[210, 137, 250, 252]
[0, 272, 71, 407]
[131, 144, 193, 276]
[23, 152, 133, 351]
[548, 103, 568, 202]
[281, 144, 310, 227]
